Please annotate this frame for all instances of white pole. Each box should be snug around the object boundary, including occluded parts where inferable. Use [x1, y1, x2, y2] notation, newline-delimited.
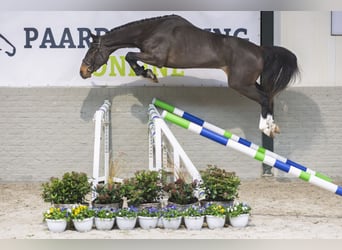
[92, 100, 111, 201]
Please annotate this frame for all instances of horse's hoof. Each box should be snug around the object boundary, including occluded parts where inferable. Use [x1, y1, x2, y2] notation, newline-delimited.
[269, 131, 275, 138]
[261, 128, 271, 137]
[152, 76, 159, 83]
[274, 125, 280, 134]
[145, 69, 159, 83]
[261, 127, 276, 138]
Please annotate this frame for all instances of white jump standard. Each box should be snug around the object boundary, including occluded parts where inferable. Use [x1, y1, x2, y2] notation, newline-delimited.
[160, 109, 342, 197]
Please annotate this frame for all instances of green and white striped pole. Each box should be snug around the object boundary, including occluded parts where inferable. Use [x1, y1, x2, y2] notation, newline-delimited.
[153, 97, 331, 182]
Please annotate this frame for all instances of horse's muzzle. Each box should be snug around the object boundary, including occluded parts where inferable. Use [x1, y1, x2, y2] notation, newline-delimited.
[80, 64, 91, 79]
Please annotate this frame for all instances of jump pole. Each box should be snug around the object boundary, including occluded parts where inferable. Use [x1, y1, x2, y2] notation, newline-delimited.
[161, 110, 342, 196]
[153, 98, 331, 182]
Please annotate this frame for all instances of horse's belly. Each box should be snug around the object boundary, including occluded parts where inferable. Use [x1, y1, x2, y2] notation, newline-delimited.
[165, 56, 223, 69]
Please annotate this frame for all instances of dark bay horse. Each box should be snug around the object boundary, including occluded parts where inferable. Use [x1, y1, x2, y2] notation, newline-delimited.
[80, 14, 299, 137]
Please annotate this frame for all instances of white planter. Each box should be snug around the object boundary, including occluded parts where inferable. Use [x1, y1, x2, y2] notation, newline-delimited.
[157, 217, 163, 228]
[46, 219, 68, 233]
[94, 217, 115, 230]
[72, 217, 94, 232]
[229, 214, 249, 228]
[116, 217, 137, 230]
[205, 215, 226, 229]
[184, 216, 204, 230]
[92, 203, 120, 210]
[138, 216, 159, 229]
[161, 217, 182, 230]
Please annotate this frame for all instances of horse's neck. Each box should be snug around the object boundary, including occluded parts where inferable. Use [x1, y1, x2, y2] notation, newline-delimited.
[101, 15, 187, 50]
[102, 26, 142, 49]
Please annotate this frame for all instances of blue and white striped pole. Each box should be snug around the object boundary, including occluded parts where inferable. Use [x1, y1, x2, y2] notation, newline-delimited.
[160, 110, 342, 196]
[153, 98, 332, 182]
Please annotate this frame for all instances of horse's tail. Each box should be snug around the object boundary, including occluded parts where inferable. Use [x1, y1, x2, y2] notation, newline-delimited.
[261, 46, 299, 97]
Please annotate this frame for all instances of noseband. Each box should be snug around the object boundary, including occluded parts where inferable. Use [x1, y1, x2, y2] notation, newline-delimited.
[82, 37, 104, 69]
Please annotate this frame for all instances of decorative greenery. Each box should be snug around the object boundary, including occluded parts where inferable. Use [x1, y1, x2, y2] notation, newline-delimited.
[41, 171, 92, 204]
[134, 170, 164, 203]
[43, 207, 70, 221]
[118, 170, 165, 206]
[161, 204, 182, 220]
[204, 203, 227, 217]
[227, 202, 251, 217]
[95, 208, 116, 219]
[200, 165, 240, 202]
[138, 207, 160, 218]
[118, 177, 142, 206]
[163, 178, 199, 205]
[182, 205, 204, 217]
[93, 182, 122, 204]
[71, 205, 95, 220]
[116, 206, 138, 218]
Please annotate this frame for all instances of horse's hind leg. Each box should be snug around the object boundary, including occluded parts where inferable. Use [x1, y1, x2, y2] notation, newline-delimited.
[255, 84, 280, 137]
[258, 113, 280, 138]
[229, 75, 279, 137]
[125, 52, 162, 83]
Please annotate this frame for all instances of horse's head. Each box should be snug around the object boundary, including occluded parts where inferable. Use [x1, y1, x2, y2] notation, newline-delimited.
[80, 34, 110, 79]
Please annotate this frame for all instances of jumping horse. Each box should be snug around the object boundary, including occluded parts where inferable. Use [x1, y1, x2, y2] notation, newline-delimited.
[80, 14, 299, 137]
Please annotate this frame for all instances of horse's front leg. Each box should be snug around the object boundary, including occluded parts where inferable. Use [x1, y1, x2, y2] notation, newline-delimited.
[125, 52, 159, 83]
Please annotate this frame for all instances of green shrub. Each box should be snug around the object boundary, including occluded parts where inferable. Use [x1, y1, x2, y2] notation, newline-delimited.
[163, 178, 198, 205]
[93, 182, 122, 204]
[200, 165, 240, 202]
[41, 171, 91, 204]
[119, 170, 164, 206]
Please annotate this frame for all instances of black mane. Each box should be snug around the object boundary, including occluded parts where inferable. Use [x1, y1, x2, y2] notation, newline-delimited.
[108, 14, 180, 33]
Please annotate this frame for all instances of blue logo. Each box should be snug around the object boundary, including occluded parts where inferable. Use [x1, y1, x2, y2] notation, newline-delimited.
[0, 34, 16, 56]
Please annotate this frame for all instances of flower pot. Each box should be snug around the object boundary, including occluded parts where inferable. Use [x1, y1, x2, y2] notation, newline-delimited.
[161, 217, 182, 230]
[94, 217, 115, 230]
[46, 219, 68, 233]
[138, 203, 160, 210]
[184, 216, 204, 230]
[53, 204, 76, 209]
[116, 217, 137, 230]
[205, 215, 226, 229]
[201, 200, 234, 208]
[229, 214, 249, 228]
[138, 216, 159, 229]
[92, 203, 120, 210]
[157, 217, 163, 228]
[72, 217, 94, 232]
[168, 202, 200, 211]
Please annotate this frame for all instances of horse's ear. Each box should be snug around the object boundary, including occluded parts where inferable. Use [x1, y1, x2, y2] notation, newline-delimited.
[90, 33, 98, 41]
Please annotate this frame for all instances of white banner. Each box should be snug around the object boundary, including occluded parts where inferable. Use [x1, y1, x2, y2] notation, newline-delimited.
[0, 11, 260, 87]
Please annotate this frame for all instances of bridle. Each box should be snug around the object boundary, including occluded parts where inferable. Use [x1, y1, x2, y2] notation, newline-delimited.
[82, 37, 106, 72]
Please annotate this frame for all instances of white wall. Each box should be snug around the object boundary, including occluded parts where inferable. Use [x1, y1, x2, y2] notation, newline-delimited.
[277, 11, 342, 87]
